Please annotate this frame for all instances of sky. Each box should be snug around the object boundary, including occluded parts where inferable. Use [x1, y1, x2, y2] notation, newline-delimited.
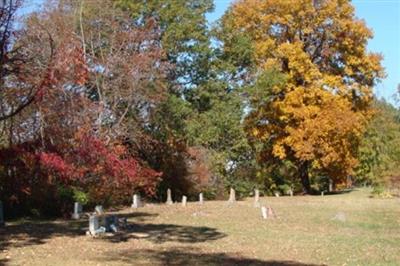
[22, 0, 400, 104]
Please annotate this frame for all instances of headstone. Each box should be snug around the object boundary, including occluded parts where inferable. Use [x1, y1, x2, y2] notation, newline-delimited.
[228, 188, 236, 203]
[329, 179, 333, 192]
[95, 205, 103, 214]
[0, 201, 4, 227]
[166, 188, 173, 205]
[254, 189, 260, 207]
[321, 191, 324, 197]
[289, 189, 293, 197]
[267, 206, 276, 218]
[72, 202, 82, 220]
[274, 192, 280, 197]
[199, 193, 204, 204]
[332, 212, 346, 222]
[182, 195, 187, 207]
[131, 194, 141, 208]
[261, 206, 268, 219]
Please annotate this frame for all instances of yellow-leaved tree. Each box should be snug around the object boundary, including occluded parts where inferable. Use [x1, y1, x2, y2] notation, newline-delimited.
[222, 0, 384, 193]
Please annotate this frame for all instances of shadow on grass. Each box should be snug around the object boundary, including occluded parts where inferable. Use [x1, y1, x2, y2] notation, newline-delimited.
[99, 248, 325, 266]
[0, 211, 225, 249]
[103, 222, 226, 244]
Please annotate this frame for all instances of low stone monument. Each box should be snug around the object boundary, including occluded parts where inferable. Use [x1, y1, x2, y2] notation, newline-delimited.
[199, 193, 204, 204]
[332, 212, 346, 222]
[289, 189, 293, 197]
[105, 215, 118, 232]
[166, 188, 173, 205]
[228, 188, 236, 203]
[182, 195, 187, 207]
[72, 202, 82, 220]
[131, 194, 141, 208]
[321, 191, 324, 197]
[274, 192, 280, 197]
[95, 205, 103, 214]
[254, 189, 260, 207]
[0, 201, 4, 227]
[88, 215, 105, 236]
[261, 206, 267, 219]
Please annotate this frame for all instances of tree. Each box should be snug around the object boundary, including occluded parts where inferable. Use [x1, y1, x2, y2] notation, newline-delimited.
[356, 99, 400, 186]
[222, 0, 384, 193]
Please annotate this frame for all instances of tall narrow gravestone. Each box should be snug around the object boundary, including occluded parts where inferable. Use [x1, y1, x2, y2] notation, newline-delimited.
[72, 202, 82, 220]
[199, 193, 204, 204]
[261, 206, 268, 219]
[0, 201, 4, 227]
[182, 195, 187, 207]
[131, 194, 141, 208]
[289, 189, 294, 197]
[166, 188, 173, 205]
[89, 215, 99, 235]
[95, 205, 103, 214]
[228, 188, 236, 203]
[254, 189, 260, 207]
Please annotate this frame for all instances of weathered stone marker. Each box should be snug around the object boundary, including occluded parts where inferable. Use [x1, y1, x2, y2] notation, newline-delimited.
[105, 215, 118, 232]
[321, 191, 324, 197]
[228, 187, 236, 203]
[274, 192, 280, 197]
[332, 212, 346, 222]
[329, 179, 333, 192]
[182, 195, 187, 207]
[267, 206, 276, 218]
[166, 188, 173, 205]
[261, 206, 268, 219]
[289, 189, 293, 197]
[131, 194, 141, 208]
[72, 202, 82, 220]
[254, 189, 260, 207]
[0, 201, 4, 227]
[199, 193, 204, 204]
[95, 205, 103, 214]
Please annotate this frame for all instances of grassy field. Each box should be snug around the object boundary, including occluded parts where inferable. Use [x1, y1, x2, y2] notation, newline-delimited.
[1, 188, 399, 266]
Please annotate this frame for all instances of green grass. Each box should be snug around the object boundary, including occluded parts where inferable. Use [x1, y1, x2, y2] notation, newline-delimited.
[1, 188, 399, 265]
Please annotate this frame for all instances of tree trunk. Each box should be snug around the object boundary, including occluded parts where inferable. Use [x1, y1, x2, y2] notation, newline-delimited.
[299, 162, 311, 194]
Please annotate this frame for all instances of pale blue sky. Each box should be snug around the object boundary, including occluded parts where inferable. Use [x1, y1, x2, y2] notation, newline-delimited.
[22, 0, 400, 104]
[207, 0, 400, 104]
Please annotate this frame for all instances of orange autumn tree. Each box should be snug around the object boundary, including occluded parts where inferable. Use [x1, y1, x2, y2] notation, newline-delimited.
[222, 0, 384, 193]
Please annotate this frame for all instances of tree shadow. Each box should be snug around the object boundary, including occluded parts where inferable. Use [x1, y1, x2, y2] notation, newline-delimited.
[0, 211, 225, 249]
[98, 248, 325, 266]
[102, 222, 226, 244]
[0, 219, 86, 250]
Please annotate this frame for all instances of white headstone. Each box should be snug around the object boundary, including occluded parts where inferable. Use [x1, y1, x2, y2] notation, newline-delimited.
[166, 188, 173, 205]
[254, 189, 260, 207]
[274, 192, 280, 197]
[131, 194, 141, 208]
[89, 215, 99, 235]
[0, 201, 4, 226]
[182, 195, 187, 207]
[321, 191, 324, 197]
[199, 193, 204, 204]
[289, 189, 293, 197]
[95, 205, 103, 214]
[261, 206, 268, 219]
[329, 179, 333, 192]
[72, 202, 82, 219]
[228, 188, 236, 203]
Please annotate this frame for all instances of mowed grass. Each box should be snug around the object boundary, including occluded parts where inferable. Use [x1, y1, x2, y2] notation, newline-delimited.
[1, 188, 399, 266]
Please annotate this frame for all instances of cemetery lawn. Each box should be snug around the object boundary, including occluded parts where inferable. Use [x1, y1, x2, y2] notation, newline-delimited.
[1, 188, 399, 266]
